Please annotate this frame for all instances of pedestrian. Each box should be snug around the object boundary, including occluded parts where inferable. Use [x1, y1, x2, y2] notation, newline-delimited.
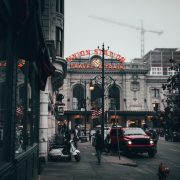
[89, 129, 91, 142]
[94, 130, 104, 164]
[64, 129, 71, 154]
[73, 126, 79, 148]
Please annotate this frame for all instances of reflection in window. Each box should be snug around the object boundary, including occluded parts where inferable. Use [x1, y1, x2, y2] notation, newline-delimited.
[15, 60, 33, 153]
[0, 59, 7, 161]
[15, 60, 26, 155]
[27, 84, 32, 146]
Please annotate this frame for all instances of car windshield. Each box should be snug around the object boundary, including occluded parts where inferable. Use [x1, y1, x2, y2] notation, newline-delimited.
[123, 128, 146, 136]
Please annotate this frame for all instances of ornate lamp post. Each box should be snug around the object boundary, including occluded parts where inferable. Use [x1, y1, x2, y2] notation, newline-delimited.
[90, 44, 112, 141]
[101, 43, 105, 141]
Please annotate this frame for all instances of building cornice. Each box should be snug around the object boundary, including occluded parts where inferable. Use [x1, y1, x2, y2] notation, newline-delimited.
[67, 69, 149, 75]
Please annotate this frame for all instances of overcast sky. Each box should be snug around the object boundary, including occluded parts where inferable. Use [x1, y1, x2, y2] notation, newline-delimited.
[64, 0, 180, 61]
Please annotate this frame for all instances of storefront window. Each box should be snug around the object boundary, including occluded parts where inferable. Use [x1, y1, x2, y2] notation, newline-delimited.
[15, 60, 34, 155]
[15, 60, 26, 155]
[27, 83, 32, 146]
[0, 60, 7, 161]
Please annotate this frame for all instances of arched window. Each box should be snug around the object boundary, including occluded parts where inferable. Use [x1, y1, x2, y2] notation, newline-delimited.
[108, 85, 120, 110]
[91, 84, 102, 109]
[73, 84, 84, 110]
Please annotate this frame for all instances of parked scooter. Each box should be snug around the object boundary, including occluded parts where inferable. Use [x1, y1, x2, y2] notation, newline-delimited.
[48, 140, 80, 162]
[70, 139, 81, 162]
[48, 144, 71, 161]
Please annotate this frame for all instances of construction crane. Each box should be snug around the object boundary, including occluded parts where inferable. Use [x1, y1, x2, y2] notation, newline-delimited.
[89, 15, 163, 57]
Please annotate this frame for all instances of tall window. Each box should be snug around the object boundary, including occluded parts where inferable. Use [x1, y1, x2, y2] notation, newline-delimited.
[152, 88, 159, 98]
[90, 84, 102, 109]
[15, 60, 26, 155]
[56, 27, 63, 57]
[108, 85, 120, 110]
[0, 60, 7, 161]
[15, 60, 33, 155]
[56, 0, 63, 13]
[73, 84, 84, 110]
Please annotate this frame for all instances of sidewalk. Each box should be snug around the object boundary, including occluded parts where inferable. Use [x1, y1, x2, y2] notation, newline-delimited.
[88, 141, 137, 167]
[39, 141, 137, 180]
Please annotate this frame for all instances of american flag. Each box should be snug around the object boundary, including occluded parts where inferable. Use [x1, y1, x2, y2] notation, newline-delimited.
[16, 105, 24, 117]
[91, 108, 103, 119]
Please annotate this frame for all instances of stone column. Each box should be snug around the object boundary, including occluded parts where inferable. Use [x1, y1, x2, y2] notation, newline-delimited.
[39, 91, 49, 160]
[48, 112, 52, 139]
[48, 112, 56, 140]
[51, 114, 56, 135]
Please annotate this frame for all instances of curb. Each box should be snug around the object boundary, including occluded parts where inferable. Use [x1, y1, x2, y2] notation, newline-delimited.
[118, 162, 137, 167]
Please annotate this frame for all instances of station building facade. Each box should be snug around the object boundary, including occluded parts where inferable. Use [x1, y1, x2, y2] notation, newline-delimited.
[59, 48, 180, 131]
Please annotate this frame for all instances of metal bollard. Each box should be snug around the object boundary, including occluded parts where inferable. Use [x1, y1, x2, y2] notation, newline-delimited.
[158, 162, 170, 180]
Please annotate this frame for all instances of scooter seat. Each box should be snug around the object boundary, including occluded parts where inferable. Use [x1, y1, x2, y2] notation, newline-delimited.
[52, 144, 67, 149]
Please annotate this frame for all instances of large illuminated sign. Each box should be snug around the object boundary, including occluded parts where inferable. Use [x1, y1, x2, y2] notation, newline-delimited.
[66, 49, 125, 63]
[66, 49, 126, 70]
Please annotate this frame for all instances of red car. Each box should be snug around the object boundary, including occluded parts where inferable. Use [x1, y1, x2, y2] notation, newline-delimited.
[105, 127, 156, 157]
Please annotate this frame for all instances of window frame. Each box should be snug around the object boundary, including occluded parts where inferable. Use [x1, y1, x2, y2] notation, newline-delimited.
[151, 88, 160, 98]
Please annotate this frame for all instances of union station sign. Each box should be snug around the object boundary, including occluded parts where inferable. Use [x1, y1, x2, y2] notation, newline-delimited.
[66, 49, 126, 70]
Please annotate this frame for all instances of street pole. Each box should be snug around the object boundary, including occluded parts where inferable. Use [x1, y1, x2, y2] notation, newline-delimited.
[84, 80, 87, 136]
[115, 106, 120, 159]
[101, 44, 105, 142]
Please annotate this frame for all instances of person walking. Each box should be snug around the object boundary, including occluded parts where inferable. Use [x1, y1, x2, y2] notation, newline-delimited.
[73, 126, 79, 148]
[94, 130, 104, 164]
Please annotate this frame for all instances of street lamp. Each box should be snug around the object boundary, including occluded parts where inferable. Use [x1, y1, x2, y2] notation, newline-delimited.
[101, 44, 105, 142]
[90, 44, 110, 141]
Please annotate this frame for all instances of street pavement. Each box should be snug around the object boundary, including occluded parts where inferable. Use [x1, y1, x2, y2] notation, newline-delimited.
[38, 141, 138, 180]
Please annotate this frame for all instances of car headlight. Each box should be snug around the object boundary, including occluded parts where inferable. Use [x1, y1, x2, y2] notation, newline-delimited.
[150, 139, 154, 144]
[127, 140, 132, 145]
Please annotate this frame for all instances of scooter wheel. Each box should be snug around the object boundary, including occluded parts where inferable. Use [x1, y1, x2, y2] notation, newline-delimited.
[74, 155, 80, 162]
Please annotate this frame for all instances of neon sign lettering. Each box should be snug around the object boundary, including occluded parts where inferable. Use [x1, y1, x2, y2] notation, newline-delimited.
[66, 49, 126, 63]
[70, 63, 125, 70]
